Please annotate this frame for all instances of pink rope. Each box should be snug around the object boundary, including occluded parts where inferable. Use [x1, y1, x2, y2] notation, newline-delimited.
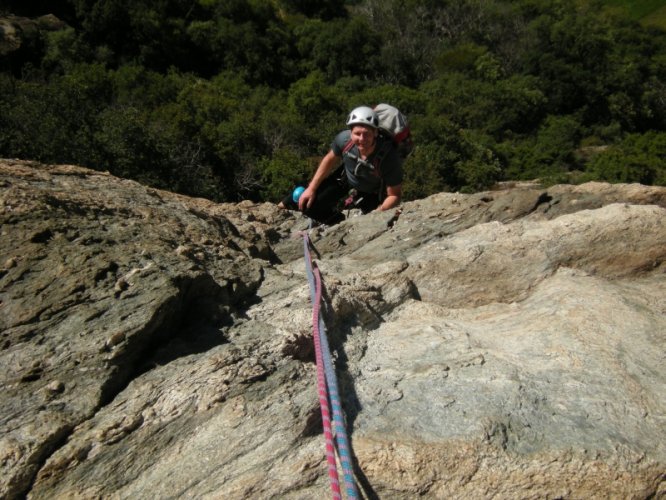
[303, 231, 359, 498]
[314, 266, 359, 497]
[311, 251, 342, 499]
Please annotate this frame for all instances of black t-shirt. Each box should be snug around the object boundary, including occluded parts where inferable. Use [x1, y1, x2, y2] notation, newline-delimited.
[331, 130, 403, 193]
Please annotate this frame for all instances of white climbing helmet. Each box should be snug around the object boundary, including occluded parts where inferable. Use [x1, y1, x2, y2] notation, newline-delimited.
[346, 106, 379, 129]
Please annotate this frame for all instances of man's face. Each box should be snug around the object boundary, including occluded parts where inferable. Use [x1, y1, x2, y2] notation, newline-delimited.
[351, 125, 378, 150]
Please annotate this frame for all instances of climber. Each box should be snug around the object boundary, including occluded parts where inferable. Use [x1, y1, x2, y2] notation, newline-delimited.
[278, 105, 404, 225]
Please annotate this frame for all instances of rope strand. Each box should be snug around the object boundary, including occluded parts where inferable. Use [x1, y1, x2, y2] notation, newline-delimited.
[303, 232, 359, 499]
[304, 235, 342, 499]
[314, 266, 358, 498]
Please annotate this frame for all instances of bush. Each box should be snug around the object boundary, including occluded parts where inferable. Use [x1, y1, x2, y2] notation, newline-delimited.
[586, 131, 666, 184]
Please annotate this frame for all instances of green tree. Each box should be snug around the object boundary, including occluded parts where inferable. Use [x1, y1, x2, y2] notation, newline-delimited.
[259, 147, 314, 201]
[0, 63, 111, 166]
[500, 114, 582, 182]
[402, 143, 448, 200]
[287, 70, 345, 142]
[277, 0, 347, 20]
[2, 0, 666, 205]
[292, 16, 381, 81]
[587, 131, 666, 184]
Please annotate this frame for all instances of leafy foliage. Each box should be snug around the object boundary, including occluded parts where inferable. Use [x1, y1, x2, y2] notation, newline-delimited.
[587, 131, 666, 185]
[1, 0, 665, 203]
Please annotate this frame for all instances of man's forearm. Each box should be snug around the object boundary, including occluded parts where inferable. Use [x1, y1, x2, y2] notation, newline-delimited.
[378, 195, 400, 211]
[308, 150, 338, 191]
[379, 184, 402, 211]
[299, 150, 339, 210]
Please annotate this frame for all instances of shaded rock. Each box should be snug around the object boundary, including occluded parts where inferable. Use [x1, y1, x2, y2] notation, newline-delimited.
[1, 160, 664, 499]
[0, 14, 68, 56]
[0, 161, 273, 498]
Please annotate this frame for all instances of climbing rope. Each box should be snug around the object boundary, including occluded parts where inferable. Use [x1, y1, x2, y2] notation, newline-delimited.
[302, 231, 359, 499]
[305, 234, 342, 499]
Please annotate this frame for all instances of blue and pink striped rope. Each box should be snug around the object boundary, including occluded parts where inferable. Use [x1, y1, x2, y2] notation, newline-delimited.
[303, 232, 359, 499]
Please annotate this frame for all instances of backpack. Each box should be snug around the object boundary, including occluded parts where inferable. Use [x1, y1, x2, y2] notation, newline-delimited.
[374, 103, 414, 159]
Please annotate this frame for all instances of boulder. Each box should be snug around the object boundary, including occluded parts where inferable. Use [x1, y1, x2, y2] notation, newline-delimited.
[1, 160, 664, 498]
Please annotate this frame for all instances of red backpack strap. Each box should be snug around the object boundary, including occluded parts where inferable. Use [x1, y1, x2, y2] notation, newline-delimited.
[342, 139, 355, 155]
[393, 126, 411, 145]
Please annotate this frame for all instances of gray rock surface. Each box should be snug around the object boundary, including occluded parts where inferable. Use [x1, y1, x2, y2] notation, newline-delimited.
[1, 160, 665, 498]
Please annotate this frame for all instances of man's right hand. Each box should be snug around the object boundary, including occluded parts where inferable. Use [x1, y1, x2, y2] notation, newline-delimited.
[298, 186, 316, 211]
[298, 149, 338, 212]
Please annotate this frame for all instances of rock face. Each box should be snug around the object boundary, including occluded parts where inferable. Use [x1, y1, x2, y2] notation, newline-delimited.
[0, 15, 67, 56]
[1, 159, 665, 499]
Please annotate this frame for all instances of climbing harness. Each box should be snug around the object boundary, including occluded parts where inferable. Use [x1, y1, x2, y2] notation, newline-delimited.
[302, 229, 359, 499]
[339, 189, 363, 212]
